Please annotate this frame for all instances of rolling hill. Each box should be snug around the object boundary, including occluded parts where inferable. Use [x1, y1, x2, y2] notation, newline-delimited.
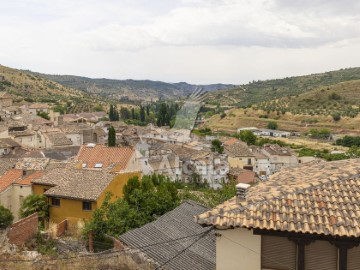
[206, 67, 360, 107]
[0, 64, 91, 103]
[203, 79, 360, 135]
[28, 72, 236, 102]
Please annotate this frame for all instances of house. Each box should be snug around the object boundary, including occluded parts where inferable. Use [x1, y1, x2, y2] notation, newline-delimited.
[228, 167, 256, 184]
[0, 138, 21, 156]
[237, 127, 292, 138]
[11, 130, 37, 149]
[237, 127, 259, 133]
[119, 200, 215, 270]
[255, 129, 292, 138]
[224, 139, 256, 170]
[27, 103, 50, 115]
[196, 159, 360, 270]
[190, 151, 229, 189]
[0, 169, 44, 221]
[0, 92, 13, 107]
[75, 144, 139, 172]
[261, 144, 299, 173]
[60, 124, 106, 145]
[32, 168, 140, 229]
[251, 146, 271, 177]
[1, 106, 21, 118]
[147, 154, 182, 181]
[41, 130, 73, 149]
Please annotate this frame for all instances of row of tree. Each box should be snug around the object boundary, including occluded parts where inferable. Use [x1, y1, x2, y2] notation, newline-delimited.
[108, 102, 180, 127]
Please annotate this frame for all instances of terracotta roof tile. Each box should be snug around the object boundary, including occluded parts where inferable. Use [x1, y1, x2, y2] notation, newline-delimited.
[15, 171, 44, 185]
[76, 144, 134, 170]
[196, 159, 360, 238]
[0, 169, 22, 192]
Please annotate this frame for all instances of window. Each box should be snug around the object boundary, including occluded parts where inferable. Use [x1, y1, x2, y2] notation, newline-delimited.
[94, 163, 103, 168]
[83, 201, 92, 211]
[305, 240, 337, 270]
[262, 235, 296, 270]
[19, 195, 24, 204]
[51, 198, 60, 207]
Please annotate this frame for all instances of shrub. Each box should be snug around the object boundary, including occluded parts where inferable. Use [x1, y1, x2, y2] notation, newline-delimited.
[0, 205, 13, 229]
[332, 112, 341, 122]
[267, 121, 278, 130]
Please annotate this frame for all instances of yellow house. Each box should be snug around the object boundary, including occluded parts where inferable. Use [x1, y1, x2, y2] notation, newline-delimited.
[32, 168, 140, 230]
[224, 140, 256, 170]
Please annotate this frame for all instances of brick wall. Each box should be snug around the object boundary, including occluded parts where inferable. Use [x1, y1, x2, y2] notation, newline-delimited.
[56, 219, 68, 237]
[7, 213, 38, 245]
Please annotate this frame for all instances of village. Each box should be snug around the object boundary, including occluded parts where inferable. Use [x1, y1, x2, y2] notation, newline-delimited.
[2, 87, 360, 270]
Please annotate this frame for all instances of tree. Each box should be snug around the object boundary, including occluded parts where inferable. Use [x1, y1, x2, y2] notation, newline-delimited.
[37, 111, 50, 120]
[157, 103, 169, 126]
[267, 121, 278, 130]
[146, 105, 150, 116]
[109, 104, 114, 121]
[108, 126, 116, 146]
[84, 174, 180, 242]
[120, 107, 131, 120]
[0, 205, 13, 229]
[239, 130, 257, 145]
[131, 108, 135, 119]
[20, 195, 48, 227]
[332, 112, 341, 122]
[140, 105, 146, 123]
[211, 139, 224, 154]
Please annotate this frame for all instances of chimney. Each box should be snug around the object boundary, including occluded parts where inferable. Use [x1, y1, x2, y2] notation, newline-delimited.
[236, 183, 250, 203]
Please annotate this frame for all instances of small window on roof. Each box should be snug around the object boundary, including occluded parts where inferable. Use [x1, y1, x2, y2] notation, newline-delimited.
[94, 163, 103, 168]
[82, 163, 87, 168]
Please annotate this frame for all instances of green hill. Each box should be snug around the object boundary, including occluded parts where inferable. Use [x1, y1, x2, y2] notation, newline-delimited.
[207, 67, 360, 107]
[255, 80, 360, 118]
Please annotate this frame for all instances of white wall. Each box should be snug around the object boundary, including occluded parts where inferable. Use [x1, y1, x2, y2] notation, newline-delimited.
[66, 133, 83, 146]
[10, 184, 32, 221]
[216, 228, 261, 270]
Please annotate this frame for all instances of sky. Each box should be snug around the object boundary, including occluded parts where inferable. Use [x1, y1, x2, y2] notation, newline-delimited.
[0, 0, 360, 84]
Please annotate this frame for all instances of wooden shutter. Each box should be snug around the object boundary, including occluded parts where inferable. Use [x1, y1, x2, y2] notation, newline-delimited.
[305, 240, 337, 270]
[348, 245, 360, 270]
[261, 235, 296, 270]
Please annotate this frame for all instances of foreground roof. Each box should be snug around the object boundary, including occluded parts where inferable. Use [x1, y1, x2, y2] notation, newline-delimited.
[120, 201, 215, 270]
[196, 159, 360, 238]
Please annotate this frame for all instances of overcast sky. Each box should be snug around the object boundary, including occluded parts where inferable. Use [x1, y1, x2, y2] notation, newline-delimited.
[1, 0, 360, 84]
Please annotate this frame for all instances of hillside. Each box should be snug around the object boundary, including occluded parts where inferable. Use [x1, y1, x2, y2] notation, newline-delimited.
[29, 73, 235, 102]
[0, 65, 90, 103]
[207, 67, 360, 107]
[255, 80, 360, 117]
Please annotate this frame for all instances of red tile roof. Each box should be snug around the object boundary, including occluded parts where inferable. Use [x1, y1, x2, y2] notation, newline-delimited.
[0, 169, 22, 192]
[76, 144, 134, 170]
[223, 138, 240, 146]
[15, 171, 44, 185]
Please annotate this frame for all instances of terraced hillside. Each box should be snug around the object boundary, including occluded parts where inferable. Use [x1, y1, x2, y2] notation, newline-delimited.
[255, 80, 360, 117]
[207, 67, 360, 107]
[204, 78, 360, 135]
